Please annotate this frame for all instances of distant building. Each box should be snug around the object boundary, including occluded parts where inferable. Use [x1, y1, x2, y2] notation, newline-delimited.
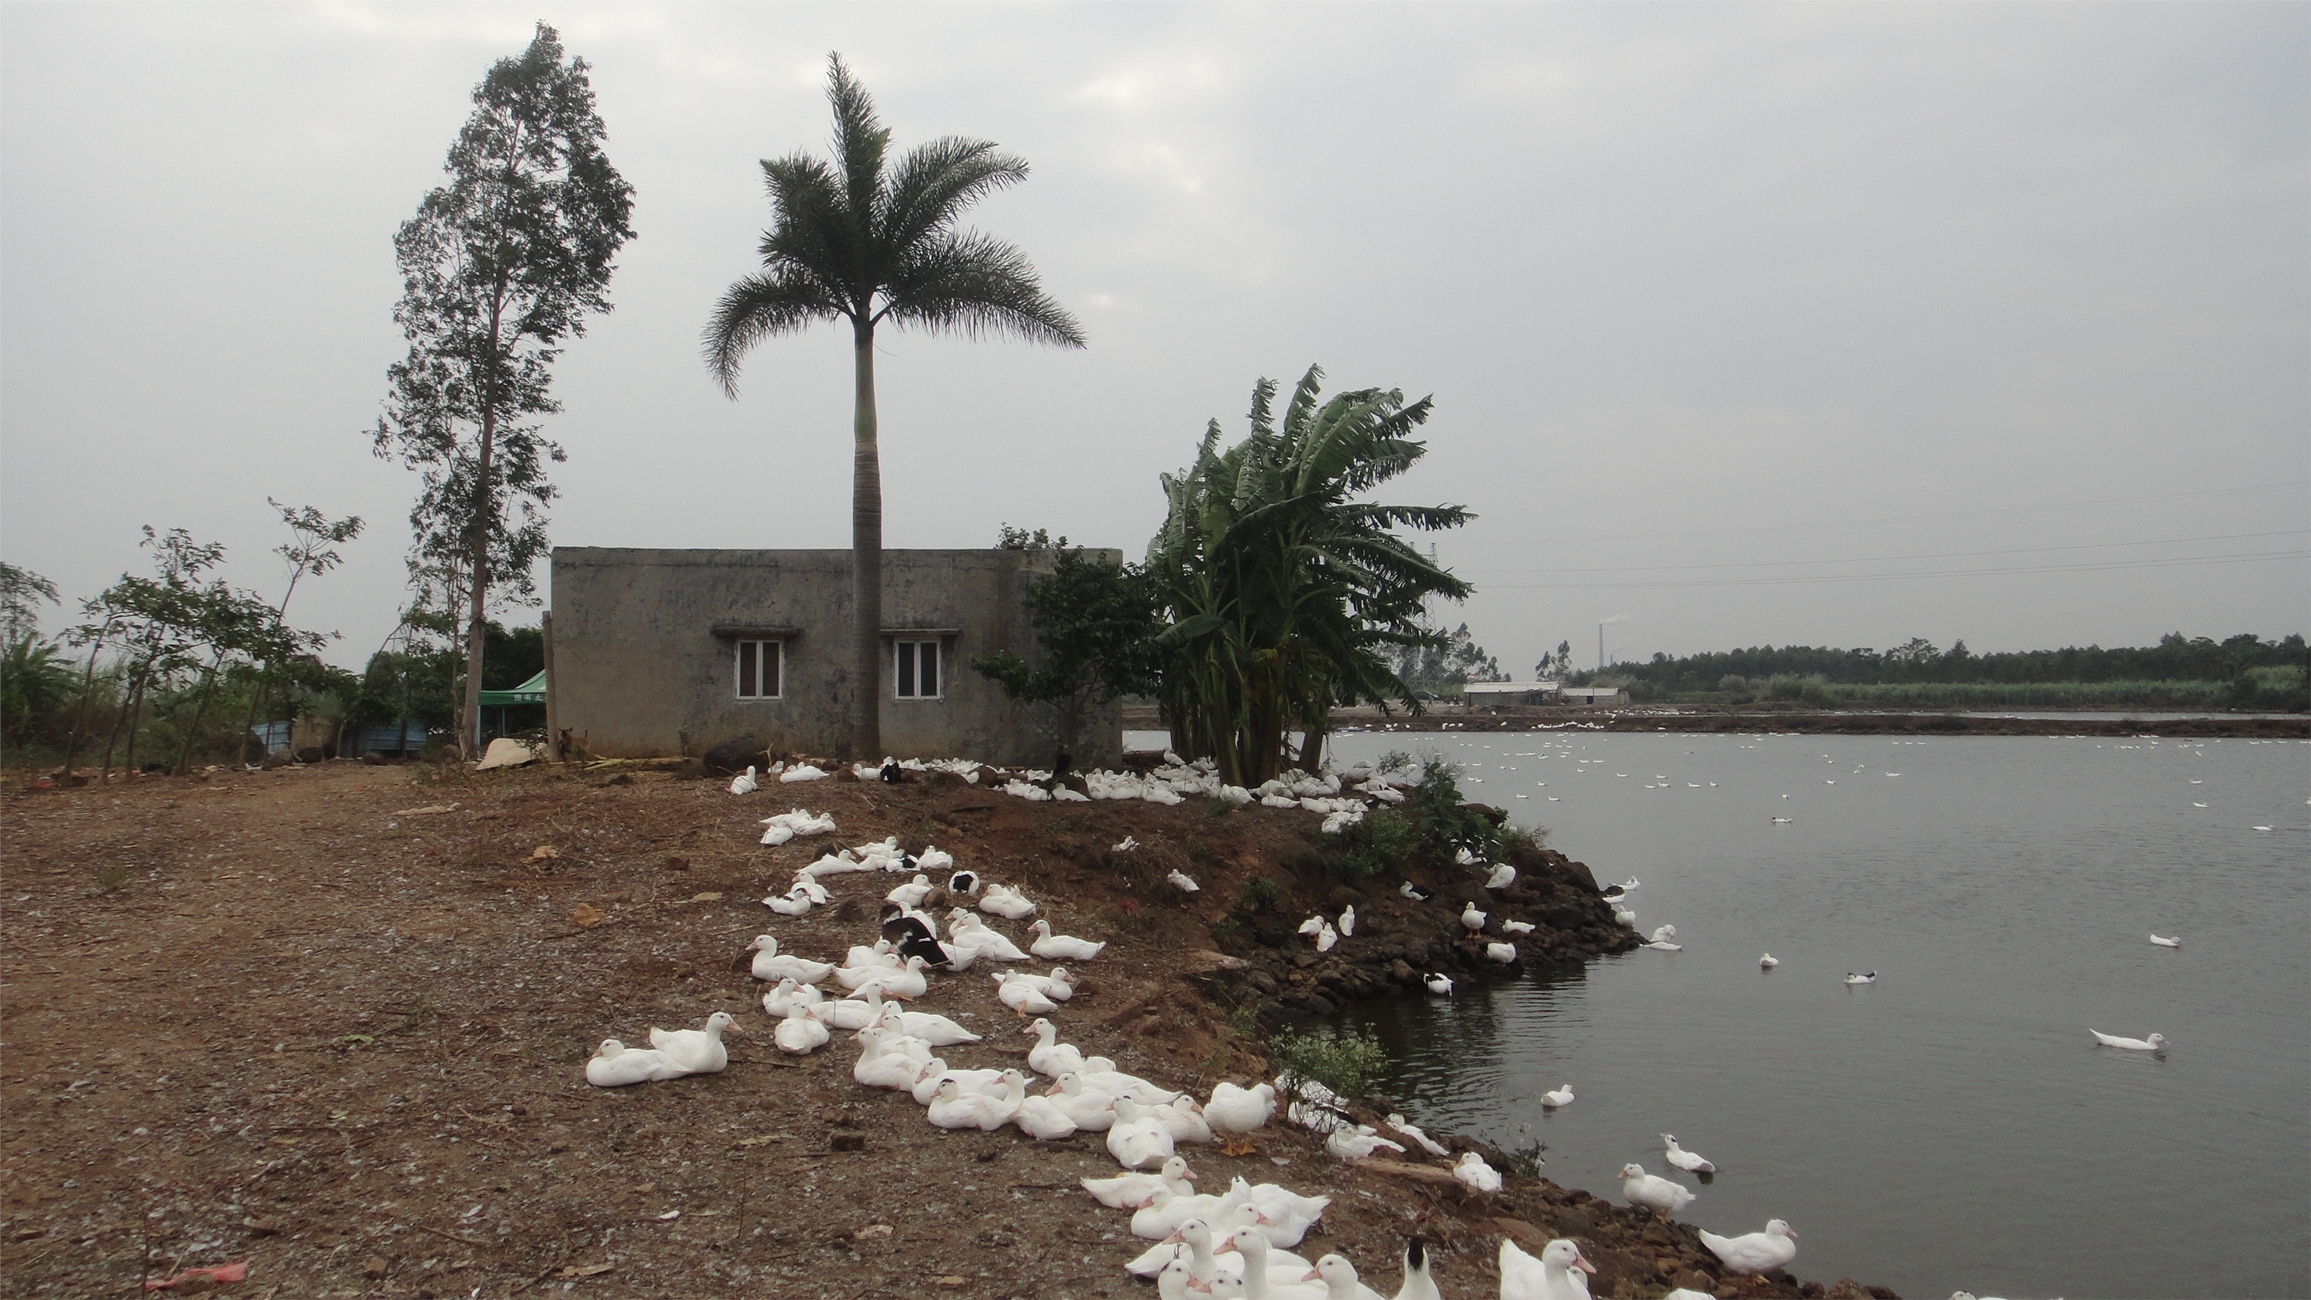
[1461, 681, 1563, 706]
[549, 547, 1118, 767]
[1559, 684, 1628, 705]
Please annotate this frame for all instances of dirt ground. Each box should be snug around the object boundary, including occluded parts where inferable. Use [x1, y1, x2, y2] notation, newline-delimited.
[2, 760, 1886, 1299]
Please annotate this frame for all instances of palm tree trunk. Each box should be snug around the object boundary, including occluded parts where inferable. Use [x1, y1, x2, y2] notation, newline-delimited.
[850, 318, 882, 760]
[59, 629, 110, 776]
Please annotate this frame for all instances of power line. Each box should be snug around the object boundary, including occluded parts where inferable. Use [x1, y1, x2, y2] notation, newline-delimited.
[1464, 530, 2310, 577]
[1479, 548, 2310, 591]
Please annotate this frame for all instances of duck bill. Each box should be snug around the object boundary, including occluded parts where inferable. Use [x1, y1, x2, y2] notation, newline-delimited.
[1575, 1251, 1597, 1275]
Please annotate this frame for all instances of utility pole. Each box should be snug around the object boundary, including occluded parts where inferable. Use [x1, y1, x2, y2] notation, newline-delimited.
[1597, 622, 1605, 671]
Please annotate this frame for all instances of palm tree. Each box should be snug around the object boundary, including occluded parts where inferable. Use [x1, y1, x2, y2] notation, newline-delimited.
[705, 54, 1085, 758]
[1148, 365, 1472, 784]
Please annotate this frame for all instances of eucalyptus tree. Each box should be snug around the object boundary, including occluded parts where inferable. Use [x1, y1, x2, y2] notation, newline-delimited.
[372, 22, 634, 757]
[1147, 366, 1472, 784]
[704, 54, 1084, 758]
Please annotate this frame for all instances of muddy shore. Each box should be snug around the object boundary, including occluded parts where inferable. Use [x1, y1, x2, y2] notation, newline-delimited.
[2, 759, 1898, 1299]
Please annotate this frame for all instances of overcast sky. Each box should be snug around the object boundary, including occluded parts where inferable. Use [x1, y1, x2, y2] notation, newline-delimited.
[4, 2, 2304, 674]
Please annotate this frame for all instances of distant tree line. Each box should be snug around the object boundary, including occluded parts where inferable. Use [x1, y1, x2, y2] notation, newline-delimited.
[1569, 633, 2308, 711]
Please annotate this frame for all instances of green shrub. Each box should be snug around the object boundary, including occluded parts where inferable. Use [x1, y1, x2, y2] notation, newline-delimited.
[1330, 807, 1423, 878]
[1269, 1025, 1388, 1102]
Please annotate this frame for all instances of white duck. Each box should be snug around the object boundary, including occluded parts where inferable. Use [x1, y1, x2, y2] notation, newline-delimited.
[1207, 1082, 1278, 1135]
[1082, 1154, 1195, 1209]
[926, 1075, 1019, 1131]
[1663, 1133, 1717, 1174]
[841, 940, 897, 970]
[2089, 1028, 2168, 1051]
[1221, 1226, 1330, 1300]
[1314, 922, 1339, 953]
[1844, 971, 1877, 985]
[1013, 967, 1076, 1002]
[851, 1026, 926, 1089]
[1540, 1084, 1574, 1108]
[1149, 1096, 1217, 1144]
[764, 886, 814, 917]
[1108, 1095, 1179, 1168]
[1043, 1071, 1120, 1131]
[1022, 1018, 1087, 1076]
[1613, 904, 1637, 927]
[1644, 939, 1684, 952]
[1324, 1125, 1405, 1160]
[995, 970, 1059, 1016]
[978, 882, 1038, 920]
[837, 954, 931, 999]
[1500, 919, 1536, 935]
[946, 912, 1031, 961]
[1484, 862, 1517, 890]
[1425, 973, 1454, 996]
[1384, 1112, 1448, 1156]
[1453, 1151, 1503, 1193]
[908, 1058, 1003, 1105]
[1759, 953, 1779, 969]
[1233, 1177, 1329, 1248]
[771, 1003, 830, 1055]
[1460, 903, 1488, 932]
[1649, 924, 1678, 943]
[867, 996, 981, 1047]
[1298, 1254, 1387, 1300]
[1619, 1163, 1696, 1218]
[1499, 1238, 1595, 1300]
[727, 765, 758, 795]
[885, 874, 934, 908]
[1005, 1074, 1080, 1141]
[1027, 919, 1106, 961]
[1082, 1057, 1183, 1104]
[1167, 869, 1201, 893]
[584, 1039, 682, 1087]
[1337, 905, 1356, 936]
[760, 976, 821, 1017]
[1485, 942, 1518, 964]
[1699, 1219, 1798, 1275]
[647, 1011, 737, 1075]
[2149, 934, 2182, 948]
[747, 935, 833, 985]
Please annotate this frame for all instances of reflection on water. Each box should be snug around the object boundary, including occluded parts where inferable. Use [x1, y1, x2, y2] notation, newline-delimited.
[1320, 731, 2310, 1300]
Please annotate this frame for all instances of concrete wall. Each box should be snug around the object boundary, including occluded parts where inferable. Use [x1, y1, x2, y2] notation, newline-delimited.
[550, 547, 1122, 768]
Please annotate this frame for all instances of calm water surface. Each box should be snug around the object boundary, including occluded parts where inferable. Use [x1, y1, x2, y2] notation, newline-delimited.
[1320, 730, 2310, 1300]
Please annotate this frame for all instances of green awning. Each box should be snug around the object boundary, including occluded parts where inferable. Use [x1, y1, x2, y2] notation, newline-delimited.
[478, 670, 547, 707]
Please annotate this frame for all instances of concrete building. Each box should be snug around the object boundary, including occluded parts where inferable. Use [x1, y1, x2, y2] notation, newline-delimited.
[549, 547, 1120, 767]
[1559, 685, 1629, 705]
[1461, 681, 1563, 706]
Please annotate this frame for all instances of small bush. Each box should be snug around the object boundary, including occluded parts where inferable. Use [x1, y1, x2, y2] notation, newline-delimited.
[1269, 1025, 1388, 1103]
[1329, 807, 1423, 879]
[94, 862, 128, 895]
[1498, 820, 1548, 853]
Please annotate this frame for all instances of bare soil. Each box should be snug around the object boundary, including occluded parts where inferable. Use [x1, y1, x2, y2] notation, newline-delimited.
[2, 760, 1893, 1299]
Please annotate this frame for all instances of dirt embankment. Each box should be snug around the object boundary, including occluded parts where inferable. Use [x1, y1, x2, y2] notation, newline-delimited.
[2, 760, 1895, 1300]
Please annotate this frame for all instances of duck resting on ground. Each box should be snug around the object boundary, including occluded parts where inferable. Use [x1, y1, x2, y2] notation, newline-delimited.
[1452, 1151, 1503, 1194]
[1027, 919, 1106, 961]
[647, 1011, 738, 1075]
[1619, 1163, 1696, 1219]
[1699, 1219, 1798, 1275]
[584, 1039, 684, 1087]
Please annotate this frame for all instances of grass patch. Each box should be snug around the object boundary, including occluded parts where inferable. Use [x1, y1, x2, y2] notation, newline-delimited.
[1269, 1025, 1388, 1103]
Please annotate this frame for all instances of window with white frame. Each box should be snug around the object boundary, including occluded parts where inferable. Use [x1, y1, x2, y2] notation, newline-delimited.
[894, 639, 941, 699]
[735, 639, 782, 699]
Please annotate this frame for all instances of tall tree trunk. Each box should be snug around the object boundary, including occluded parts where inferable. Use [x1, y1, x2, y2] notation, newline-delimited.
[460, 408, 499, 762]
[59, 630, 109, 776]
[850, 319, 882, 761]
[174, 652, 226, 775]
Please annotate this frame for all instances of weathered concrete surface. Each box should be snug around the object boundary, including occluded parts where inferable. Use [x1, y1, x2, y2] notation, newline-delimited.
[550, 547, 1122, 766]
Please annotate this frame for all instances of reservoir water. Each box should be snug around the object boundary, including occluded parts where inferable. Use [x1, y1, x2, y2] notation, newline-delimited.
[1317, 729, 2310, 1300]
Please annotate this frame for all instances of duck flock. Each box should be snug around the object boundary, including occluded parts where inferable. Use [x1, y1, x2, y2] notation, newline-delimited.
[583, 753, 1830, 1298]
